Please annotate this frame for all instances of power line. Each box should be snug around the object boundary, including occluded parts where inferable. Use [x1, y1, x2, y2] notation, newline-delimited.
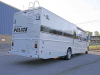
[76, 19, 100, 25]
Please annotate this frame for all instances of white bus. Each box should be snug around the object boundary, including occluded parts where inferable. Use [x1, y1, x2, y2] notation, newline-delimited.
[8, 2, 89, 60]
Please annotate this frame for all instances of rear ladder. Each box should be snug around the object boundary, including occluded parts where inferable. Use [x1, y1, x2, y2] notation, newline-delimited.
[26, 1, 40, 54]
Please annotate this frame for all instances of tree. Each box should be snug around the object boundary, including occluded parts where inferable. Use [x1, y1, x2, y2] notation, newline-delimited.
[94, 31, 100, 36]
[87, 31, 93, 36]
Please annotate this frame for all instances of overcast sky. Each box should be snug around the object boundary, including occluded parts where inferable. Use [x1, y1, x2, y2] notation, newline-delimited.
[1, 0, 100, 35]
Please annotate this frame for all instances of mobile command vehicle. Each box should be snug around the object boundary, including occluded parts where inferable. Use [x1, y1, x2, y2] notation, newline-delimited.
[8, 1, 89, 60]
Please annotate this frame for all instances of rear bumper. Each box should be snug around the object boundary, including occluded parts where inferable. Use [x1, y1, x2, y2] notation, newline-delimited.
[8, 51, 39, 58]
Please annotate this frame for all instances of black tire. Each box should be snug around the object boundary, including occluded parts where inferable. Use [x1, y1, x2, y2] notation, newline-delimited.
[64, 48, 72, 60]
[85, 51, 88, 54]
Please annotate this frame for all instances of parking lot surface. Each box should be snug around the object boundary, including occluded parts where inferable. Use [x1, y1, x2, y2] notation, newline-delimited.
[0, 49, 100, 75]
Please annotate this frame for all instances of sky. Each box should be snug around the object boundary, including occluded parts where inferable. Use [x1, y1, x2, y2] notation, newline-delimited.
[1, 0, 100, 35]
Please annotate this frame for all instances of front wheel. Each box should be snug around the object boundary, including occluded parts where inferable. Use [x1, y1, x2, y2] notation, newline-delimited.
[64, 48, 72, 60]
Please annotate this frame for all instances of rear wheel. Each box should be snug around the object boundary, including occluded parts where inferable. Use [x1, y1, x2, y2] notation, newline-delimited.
[85, 51, 88, 54]
[64, 48, 72, 60]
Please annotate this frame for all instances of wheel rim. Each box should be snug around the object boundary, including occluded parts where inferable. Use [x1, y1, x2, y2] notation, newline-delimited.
[67, 49, 71, 59]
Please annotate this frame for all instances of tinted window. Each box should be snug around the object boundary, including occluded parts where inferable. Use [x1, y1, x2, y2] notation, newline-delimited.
[41, 25, 62, 36]
[41, 25, 74, 38]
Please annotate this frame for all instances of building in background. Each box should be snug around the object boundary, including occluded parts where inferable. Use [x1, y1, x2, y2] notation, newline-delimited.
[0, 1, 21, 35]
[90, 36, 100, 45]
[0, 1, 21, 44]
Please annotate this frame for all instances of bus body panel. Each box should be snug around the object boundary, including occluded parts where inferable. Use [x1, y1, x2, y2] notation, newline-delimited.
[9, 7, 89, 59]
[9, 9, 41, 58]
[39, 7, 88, 59]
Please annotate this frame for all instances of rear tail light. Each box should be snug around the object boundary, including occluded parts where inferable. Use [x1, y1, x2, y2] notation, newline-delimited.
[35, 41, 38, 48]
[30, 55, 32, 57]
[12, 41, 14, 46]
[35, 44, 37, 48]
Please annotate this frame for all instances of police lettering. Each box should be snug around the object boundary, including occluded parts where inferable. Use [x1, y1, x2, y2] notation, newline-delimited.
[14, 27, 28, 32]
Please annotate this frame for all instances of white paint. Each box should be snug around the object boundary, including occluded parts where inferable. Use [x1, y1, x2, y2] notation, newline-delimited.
[9, 7, 89, 59]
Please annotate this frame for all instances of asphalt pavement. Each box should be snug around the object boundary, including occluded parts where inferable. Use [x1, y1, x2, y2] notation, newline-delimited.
[0, 49, 100, 75]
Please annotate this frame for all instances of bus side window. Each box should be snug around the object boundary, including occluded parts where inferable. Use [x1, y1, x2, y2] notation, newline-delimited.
[74, 31, 76, 39]
[86, 36, 88, 42]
